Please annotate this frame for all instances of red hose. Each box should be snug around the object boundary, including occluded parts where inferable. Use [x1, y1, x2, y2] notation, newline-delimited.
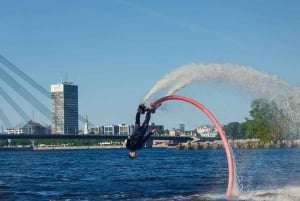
[150, 95, 234, 198]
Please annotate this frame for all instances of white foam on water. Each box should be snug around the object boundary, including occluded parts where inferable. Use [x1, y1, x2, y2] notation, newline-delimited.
[235, 186, 300, 201]
[158, 186, 300, 201]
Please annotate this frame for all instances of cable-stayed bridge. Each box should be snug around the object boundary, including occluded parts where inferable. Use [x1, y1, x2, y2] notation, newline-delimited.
[0, 54, 88, 130]
[0, 54, 193, 144]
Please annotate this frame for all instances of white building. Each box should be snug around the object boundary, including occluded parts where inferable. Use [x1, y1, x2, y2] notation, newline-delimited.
[196, 125, 218, 138]
[5, 127, 23, 134]
[118, 124, 130, 135]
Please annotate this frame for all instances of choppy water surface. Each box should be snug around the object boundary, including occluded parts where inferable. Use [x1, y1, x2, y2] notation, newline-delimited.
[0, 148, 299, 201]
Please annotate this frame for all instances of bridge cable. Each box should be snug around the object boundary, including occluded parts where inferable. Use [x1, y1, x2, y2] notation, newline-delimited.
[0, 66, 50, 119]
[0, 54, 50, 98]
[0, 54, 94, 126]
[0, 106, 12, 128]
[0, 86, 31, 121]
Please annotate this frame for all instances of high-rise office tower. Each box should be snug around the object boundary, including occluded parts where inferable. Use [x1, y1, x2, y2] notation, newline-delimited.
[179, 124, 185, 132]
[51, 82, 78, 134]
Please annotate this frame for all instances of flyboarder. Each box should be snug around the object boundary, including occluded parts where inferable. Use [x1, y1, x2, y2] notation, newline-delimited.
[126, 104, 157, 159]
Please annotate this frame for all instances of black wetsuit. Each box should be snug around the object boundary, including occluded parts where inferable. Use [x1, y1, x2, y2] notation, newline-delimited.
[126, 111, 153, 151]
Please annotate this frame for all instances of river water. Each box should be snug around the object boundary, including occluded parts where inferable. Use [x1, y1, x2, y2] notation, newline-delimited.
[0, 148, 299, 201]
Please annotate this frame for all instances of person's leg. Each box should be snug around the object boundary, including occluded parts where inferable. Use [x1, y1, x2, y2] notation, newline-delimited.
[131, 112, 141, 137]
[143, 111, 151, 126]
[140, 111, 151, 135]
[135, 112, 141, 125]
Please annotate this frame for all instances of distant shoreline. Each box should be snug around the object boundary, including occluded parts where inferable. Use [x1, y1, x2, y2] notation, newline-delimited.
[2, 139, 300, 151]
[0, 145, 125, 151]
[34, 145, 124, 150]
[0, 143, 173, 151]
[176, 139, 300, 150]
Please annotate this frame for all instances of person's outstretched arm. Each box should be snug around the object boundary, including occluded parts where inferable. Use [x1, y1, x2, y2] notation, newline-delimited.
[143, 129, 157, 143]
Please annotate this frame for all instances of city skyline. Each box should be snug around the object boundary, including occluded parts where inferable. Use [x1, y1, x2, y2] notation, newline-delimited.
[0, 1, 300, 129]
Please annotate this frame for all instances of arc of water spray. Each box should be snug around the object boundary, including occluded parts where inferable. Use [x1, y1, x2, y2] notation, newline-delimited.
[143, 63, 298, 102]
[142, 63, 300, 125]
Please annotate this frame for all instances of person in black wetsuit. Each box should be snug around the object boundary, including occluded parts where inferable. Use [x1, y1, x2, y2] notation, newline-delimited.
[126, 104, 156, 159]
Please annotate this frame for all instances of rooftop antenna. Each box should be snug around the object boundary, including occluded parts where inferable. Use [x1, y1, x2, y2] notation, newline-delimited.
[65, 72, 68, 83]
[60, 72, 63, 83]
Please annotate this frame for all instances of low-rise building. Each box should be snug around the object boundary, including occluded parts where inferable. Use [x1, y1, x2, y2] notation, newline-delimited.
[5, 127, 23, 134]
[118, 124, 130, 135]
[103, 125, 119, 135]
[5, 120, 50, 135]
[196, 125, 218, 141]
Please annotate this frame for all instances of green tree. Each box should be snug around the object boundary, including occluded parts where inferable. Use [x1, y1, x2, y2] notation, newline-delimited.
[223, 121, 247, 139]
[223, 122, 243, 139]
[247, 98, 288, 143]
[244, 119, 257, 139]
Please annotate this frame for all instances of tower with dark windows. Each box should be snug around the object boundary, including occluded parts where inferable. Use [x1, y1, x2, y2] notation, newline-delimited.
[179, 124, 185, 133]
[50, 82, 78, 134]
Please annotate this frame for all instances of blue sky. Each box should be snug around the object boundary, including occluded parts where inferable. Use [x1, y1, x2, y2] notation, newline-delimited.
[0, 0, 300, 130]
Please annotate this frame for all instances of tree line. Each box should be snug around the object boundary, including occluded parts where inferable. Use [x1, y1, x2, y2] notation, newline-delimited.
[222, 98, 300, 143]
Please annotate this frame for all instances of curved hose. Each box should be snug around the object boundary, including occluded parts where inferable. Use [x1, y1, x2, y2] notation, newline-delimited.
[150, 95, 234, 198]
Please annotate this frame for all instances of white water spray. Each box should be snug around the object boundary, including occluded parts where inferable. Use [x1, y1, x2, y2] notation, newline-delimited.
[142, 63, 300, 129]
